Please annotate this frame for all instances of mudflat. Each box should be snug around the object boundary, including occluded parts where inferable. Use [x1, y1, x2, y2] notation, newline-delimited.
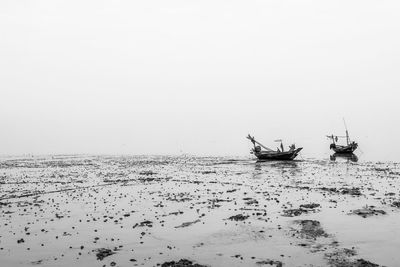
[1, 155, 399, 267]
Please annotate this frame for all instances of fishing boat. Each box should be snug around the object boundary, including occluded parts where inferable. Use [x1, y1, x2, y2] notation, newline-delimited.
[247, 134, 303, 160]
[327, 119, 358, 154]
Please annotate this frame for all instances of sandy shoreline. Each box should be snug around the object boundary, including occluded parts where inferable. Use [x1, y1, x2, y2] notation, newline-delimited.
[1, 156, 399, 266]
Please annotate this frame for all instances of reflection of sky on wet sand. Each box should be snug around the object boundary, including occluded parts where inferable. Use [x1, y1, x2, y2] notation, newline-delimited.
[1, 155, 400, 266]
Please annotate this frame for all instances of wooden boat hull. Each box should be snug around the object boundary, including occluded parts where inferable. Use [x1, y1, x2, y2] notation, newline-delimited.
[330, 143, 358, 154]
[254, 148, 302, 160]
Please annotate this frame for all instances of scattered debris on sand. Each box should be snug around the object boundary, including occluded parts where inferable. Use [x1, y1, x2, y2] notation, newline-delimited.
[325, 248, 380, 267]
[319, 187, 362, 196]
[353, 259, 381, 267]
[95, 248, 116, 260]
[139, 170, 157, 176]
[31, 260, 43, 265]
[256, 259, 283, 266]
[135, 220, 153, 228]
[161, 259, 208, 267]
[283, 203, 320, 217]
[350, 206, 386, 218]
[201, 171, 216, 174]
[226, 214, 249, 221]
[175, 219, 201, 228]
[283, 208, 308, 217]
[244, 197, 259, 205]
[391, 201, 400, 208]
[1, 156, 398, 266]
[340, 188, 362, 196]
[293, 220, 328, 239]
[300, 203, 321, 209]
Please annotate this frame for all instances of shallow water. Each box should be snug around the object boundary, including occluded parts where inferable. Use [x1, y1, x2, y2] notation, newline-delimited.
[1, 155, 399, 266]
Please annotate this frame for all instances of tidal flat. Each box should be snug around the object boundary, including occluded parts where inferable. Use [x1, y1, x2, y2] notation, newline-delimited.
[1, 155, 400, 267]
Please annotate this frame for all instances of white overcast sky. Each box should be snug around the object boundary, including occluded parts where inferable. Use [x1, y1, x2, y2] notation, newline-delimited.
[1, 0, 399, 160]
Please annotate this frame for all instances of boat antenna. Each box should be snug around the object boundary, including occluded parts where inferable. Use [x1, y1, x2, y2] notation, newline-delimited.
[343, 118, 350, 145]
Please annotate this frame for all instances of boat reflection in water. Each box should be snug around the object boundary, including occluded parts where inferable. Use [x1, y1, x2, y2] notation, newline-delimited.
[330, 153, 358, 163]
[253, 159, 301, 179]
[254, 160, 300, 171]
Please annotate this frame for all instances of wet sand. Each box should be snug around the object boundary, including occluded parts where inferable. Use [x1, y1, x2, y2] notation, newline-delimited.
[1, 155, 400, 266]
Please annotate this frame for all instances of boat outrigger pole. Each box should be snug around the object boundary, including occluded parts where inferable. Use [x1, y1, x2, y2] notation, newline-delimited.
[246, 134, 274, 152]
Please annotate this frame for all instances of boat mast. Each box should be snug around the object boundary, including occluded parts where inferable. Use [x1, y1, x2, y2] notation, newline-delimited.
[343, 118, 350, 145]
[274, 139, 284, 152]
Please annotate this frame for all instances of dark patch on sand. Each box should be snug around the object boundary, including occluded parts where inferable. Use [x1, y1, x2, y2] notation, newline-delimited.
[351, 206, 386, 218]
[325, 248, 380, 267]
[31, 260, 43, 265]
[319, 187, 362, 196]
[340, 188, 362, 196]
[95, 248, 116, 260]
[256, 259, 283, 266]
[175, 219, 201, 228]
[300, 203, 321, 209]
[161, 259, 208, 267]
[293, 220, 328, 239]
[283, 208, 308, 217]
[226, 214, 249, 221]
[283, 203, 320, 217]
[391, 201, 400, 208]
